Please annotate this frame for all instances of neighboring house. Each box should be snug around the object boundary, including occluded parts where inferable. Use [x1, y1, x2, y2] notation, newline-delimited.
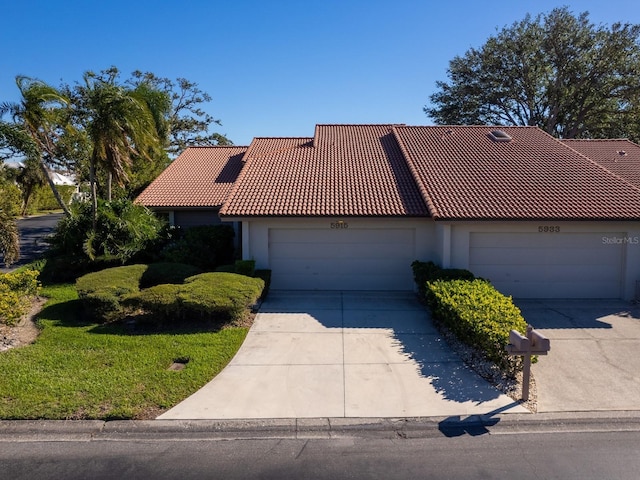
[136, 146, 246, 229]
[138, 125, 640, 300]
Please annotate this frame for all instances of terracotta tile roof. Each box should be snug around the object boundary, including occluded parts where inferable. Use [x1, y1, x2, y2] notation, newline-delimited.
[393, 125, 640, 220]
[562, 139, 640, 189]
[135, 146, 247, 208]
[220, 125, 428, 217]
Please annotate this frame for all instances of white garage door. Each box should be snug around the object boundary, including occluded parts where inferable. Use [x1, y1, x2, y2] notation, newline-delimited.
[269, 228, 416, 290]
[469, 232, 624, 298]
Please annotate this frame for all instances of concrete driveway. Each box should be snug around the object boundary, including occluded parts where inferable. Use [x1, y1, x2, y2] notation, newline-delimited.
[515, 299, 640, 413]
[159, 291, 527, 420]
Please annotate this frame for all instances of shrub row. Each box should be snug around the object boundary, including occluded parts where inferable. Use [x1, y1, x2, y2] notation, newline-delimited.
[125, 272, 264, 324]
[0, 270, 40, 326]
[76, 263, 264, 325]
[411, 260, 475, 297]
[76, 263, 201, 322]
[412, 261, 527, 372]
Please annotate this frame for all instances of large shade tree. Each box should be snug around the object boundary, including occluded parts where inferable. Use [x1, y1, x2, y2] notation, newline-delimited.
[1, 77, 74, 214]
[128, 71, 232, 156]
[425, 7, 640, 140]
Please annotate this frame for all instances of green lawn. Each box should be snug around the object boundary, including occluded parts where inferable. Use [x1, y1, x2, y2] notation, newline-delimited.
[0, 284, 248, 420]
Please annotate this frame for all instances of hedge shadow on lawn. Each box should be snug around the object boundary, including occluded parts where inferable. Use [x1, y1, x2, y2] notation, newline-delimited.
[38, 299, 93, 327]
[86, 315, 238, 336]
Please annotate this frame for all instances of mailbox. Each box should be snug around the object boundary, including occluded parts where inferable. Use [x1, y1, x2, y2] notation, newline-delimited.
[530, 329, 550, 354]
[506, 330, 530, 354]
[505, 324, 550, 401]
[509, 330, 530, 350]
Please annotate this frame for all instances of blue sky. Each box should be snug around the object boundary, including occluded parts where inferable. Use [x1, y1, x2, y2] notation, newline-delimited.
[2, 0, 640, 146]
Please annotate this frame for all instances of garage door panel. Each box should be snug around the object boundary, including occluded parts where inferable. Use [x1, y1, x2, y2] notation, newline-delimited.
[269, 228, 415, 290]
[477, 264, 622, 284]
[470, 246, 622, 266]
[469, 232, 623, 298]
[490, 280, 617, 299]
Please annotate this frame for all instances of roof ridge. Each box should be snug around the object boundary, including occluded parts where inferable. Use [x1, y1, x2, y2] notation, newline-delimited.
[251, 136, 313, 140]
[183, 145, 249, 149]
[314, 123, 402, 127]
[562, 138, 633, 143]
[391, 125, 441, 219]
[555, 135, 640, 195]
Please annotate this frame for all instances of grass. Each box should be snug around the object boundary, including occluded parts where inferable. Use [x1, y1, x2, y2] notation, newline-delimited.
[0, 283, 248, 420]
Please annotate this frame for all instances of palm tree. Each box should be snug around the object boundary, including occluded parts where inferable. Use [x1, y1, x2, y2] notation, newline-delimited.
[1, 77, 72, 215]
[75, 69, 169, 226]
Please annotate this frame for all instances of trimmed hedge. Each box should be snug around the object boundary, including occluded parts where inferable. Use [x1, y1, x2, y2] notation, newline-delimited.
[426, 279, 527, 371]
[411, 260, 475, 297]
[76, 265, 147, 322]
[76, 263, 201, 322]
[124, 272, 264, 324]
[412, 261, 528, 373]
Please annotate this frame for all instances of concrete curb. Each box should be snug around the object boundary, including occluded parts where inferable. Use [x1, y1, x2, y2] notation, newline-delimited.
[2, 411, 640, 441]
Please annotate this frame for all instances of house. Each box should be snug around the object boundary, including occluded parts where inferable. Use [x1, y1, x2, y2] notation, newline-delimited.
[137, 125, 640, 300]
[135, 146, 247, 228]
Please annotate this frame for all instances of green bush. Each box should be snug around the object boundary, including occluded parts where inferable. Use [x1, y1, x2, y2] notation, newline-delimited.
[234, 259, 255, 277]
[411, 260, 475, 297]
[139, 262, 202, 289]
[425, 279, 527, 372]
[125, 272, 264, 324]
[160, 225, 235, 271]
[0, 270, 41, 326]
[254, 269, 271, 297]
[76, 264, 148, 322]
[48, 199, 167, 265]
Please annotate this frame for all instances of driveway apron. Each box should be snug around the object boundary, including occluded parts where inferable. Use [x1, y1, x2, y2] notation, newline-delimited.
[515, 299, 640, 413]
[158, 291, 527, 419]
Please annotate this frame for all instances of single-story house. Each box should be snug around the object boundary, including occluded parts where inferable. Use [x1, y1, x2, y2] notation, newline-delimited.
[135, 146, 246, 228]
[137, 124, 640, 300]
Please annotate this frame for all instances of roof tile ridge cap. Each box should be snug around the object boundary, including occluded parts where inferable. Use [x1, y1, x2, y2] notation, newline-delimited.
[218, 147, 254, 215]
[553, 133, 640, 195]
[391, 125, 439, 219]
[184, 145, 250, 149]
[247, 137, 313, 160]
[562, 138, 633, 143]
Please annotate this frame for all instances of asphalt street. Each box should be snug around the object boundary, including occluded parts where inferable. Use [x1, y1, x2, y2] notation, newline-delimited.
[1, 213, 62, 271]
[2, 415, 640, 480]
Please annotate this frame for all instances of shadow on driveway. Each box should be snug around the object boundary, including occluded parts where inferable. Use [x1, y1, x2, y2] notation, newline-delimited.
[158, 291, 527, 420]
[514, 298, 640, 413]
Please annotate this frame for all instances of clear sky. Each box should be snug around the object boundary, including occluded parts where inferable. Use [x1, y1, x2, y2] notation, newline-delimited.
[2, 0, 640, 146]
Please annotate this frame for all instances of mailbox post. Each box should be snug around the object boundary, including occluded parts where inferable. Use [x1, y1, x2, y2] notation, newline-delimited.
[505, 324, 550, 401]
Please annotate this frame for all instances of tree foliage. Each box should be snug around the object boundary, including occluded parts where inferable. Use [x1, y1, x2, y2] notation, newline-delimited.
[425, 7, 640, 139]
[129, 71, 232, 155]
[2, 67, 229, 210]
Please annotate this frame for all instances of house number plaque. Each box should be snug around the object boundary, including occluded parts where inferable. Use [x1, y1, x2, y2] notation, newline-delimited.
[330, 221, 349, 229]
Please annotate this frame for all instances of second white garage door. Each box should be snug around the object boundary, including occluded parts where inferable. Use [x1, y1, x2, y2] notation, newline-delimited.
[469, 232, 624, 298]
[269, 228, 416, 290]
